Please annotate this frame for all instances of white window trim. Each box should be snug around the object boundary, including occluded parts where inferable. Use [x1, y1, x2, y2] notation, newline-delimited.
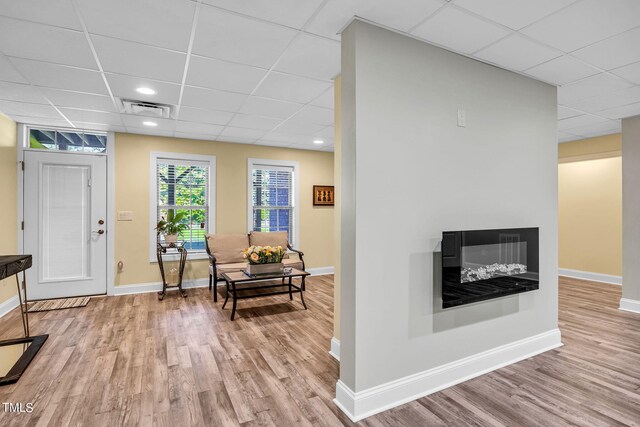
[247, 158, 300, 248]
[149, 152, 216, 262]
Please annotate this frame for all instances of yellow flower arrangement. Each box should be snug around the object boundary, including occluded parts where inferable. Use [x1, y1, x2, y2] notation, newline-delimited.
[242, 245, 285, 265]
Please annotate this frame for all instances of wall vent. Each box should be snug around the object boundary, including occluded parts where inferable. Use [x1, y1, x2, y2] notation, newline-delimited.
[120, 99, 174, 119]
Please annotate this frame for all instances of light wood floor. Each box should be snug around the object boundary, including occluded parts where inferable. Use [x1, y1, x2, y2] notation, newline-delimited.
[0, 276, 639, 426]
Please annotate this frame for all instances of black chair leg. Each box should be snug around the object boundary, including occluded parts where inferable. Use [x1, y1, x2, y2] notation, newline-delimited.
[209, 274, 212, 290]
[213, 277, 218, 302]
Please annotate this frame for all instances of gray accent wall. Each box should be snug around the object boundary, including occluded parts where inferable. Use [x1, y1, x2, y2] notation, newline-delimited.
[622, 115, 640, 302]
[339, 20, 559, 393]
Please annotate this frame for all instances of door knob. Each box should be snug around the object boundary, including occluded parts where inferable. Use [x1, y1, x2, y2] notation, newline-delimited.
[92, 229, 105, 235]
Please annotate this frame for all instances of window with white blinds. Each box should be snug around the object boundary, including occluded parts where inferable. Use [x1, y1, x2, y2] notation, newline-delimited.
[152, 154, 215, 254]
[248, 159, 299, 246]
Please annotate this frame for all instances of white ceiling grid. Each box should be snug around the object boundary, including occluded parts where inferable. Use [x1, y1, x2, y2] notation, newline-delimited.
[0, 0, 640, 150]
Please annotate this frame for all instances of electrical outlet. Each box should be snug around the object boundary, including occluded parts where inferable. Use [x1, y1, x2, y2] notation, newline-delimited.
[117, 211, 133, 221]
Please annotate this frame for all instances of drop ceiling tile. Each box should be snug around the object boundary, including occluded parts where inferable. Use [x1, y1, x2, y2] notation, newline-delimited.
[611, 61, 640, 85]
[174, 131, 219, 141]
[558, 106, 583, 120]
[126, 127, 175, 137]
[288, 142, 326, 151]
[181, 86, 247, 112]
[7, 115, 70, 127]
[521, 0, 640, 52]
[39, 88, 116, 112]
[177, 106, 233, 126]
[0, 17, 96, 69]
[59, 108, 123, 126]
[275, 118, 326, 135]
[571, 86, 640, 114]
[10, 58, 107, 94]
[255, 139, 293, 148]
[274, 34, 340, 81]
[411, 7, 510, 54]
[105, 73, 182, 105]
[121, 116, 175, 131]
[254, 72, 332, 104]
[570, 120, 621, 137]
[314, 125, 335, 138]
[186, 56, 267, 94]
[453, 0, 575, 30]
[76, 0, 196, 52]
[194, 6, 297, 68]
[290, 104, 333, 126]
[227, 114, 282, 131]
[216, 136, 256, 144]
[572, 27, 640, 71]
[92, 36, 186, 83]
[598, 102, 640, 120]
[557, 114, 607, 132]
[0, 55, 27, 84]
[309, 89, 334, 109]
[201, 0, 324, 29]
[558, 131, 580, 142]
[74, 122, 126, 132]
[475, 34, 561, 71]
[0, 81, 48, 104]
[0, 0, 82, 30]
[175, 121, 224, 135]
[219, 126, 266, 140]
[239, 96, 303, 119]
[306, 0, 443, 40]
[0, 100, 63, 118]
[525, 56, 600, 85]
[558, 73, 634, 105]
[261, 131, 308, 144]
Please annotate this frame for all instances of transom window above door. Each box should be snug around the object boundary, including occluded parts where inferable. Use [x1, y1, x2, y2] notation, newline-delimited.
[27, 127, 107, 153]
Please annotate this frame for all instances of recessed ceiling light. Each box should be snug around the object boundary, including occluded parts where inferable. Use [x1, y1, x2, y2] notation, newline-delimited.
[136, 87, 156, 95]
[143, 121, 157, 127]
[313, 139, 324, 144]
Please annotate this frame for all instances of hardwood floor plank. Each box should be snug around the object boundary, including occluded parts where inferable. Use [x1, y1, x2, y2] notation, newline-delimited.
[0, 275, 639, 426]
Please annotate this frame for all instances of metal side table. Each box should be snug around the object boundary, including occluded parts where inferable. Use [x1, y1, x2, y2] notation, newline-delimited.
[156, 241, 188, 300]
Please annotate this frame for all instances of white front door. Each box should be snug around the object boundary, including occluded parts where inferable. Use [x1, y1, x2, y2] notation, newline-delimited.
[24, 151, 107, 300]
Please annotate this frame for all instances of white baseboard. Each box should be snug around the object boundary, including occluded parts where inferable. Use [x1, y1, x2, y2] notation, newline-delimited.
[329, 337, 340, 361]
[333, 329, 562, 422]
[619, 298, 640, 314]
[111, 278, 210, 296]
[559, 268, 621, 285]
[307, 266, 334, 276]
[0, 295, 19, 319]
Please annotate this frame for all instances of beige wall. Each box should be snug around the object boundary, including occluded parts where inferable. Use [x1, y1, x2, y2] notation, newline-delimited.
[0, 113, 18, 305]
[114, 133, 334, 286]
[559, 134, 622, 276]
[333, 76, 341, 340]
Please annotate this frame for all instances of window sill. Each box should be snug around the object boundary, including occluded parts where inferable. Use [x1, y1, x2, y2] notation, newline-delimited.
[149, 251, 209, 263]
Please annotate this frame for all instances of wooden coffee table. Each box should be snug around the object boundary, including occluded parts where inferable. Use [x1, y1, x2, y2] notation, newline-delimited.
[220, 268, 309, 320]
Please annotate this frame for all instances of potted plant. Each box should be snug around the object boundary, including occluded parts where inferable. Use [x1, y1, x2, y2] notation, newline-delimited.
[155, 209, 188, 244]
[242, 245, 286, 276]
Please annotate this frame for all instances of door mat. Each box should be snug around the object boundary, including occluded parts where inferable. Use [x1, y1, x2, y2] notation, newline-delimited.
[27, 297, 91, 313]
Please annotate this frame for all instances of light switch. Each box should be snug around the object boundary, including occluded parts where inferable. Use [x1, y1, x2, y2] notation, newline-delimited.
[117, 211, 133, 221]
[457, 109, 466, 127]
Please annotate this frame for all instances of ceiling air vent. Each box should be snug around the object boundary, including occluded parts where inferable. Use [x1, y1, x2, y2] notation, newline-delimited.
[120, 99, 174, 119]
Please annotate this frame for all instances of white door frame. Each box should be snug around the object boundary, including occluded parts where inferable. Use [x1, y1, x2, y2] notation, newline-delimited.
[17, 126, 116, 296]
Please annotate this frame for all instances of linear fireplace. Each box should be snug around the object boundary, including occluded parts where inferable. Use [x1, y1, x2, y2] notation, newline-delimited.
[441, 227, 539, 308]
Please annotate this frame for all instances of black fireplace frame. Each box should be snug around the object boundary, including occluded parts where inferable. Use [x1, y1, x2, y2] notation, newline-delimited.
[441, 227, 539, 308]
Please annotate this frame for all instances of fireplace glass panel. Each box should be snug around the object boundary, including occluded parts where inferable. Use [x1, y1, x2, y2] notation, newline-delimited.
[461, 241, 527, 283]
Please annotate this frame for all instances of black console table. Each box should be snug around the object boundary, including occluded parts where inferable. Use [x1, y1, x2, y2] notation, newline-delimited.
[0, 255, 32, 337]
[0, 255, 48, 386]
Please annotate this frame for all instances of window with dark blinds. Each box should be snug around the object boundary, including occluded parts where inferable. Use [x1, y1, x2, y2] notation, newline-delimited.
[251, 164, 295, 244]
[156, 158, 209, 251]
